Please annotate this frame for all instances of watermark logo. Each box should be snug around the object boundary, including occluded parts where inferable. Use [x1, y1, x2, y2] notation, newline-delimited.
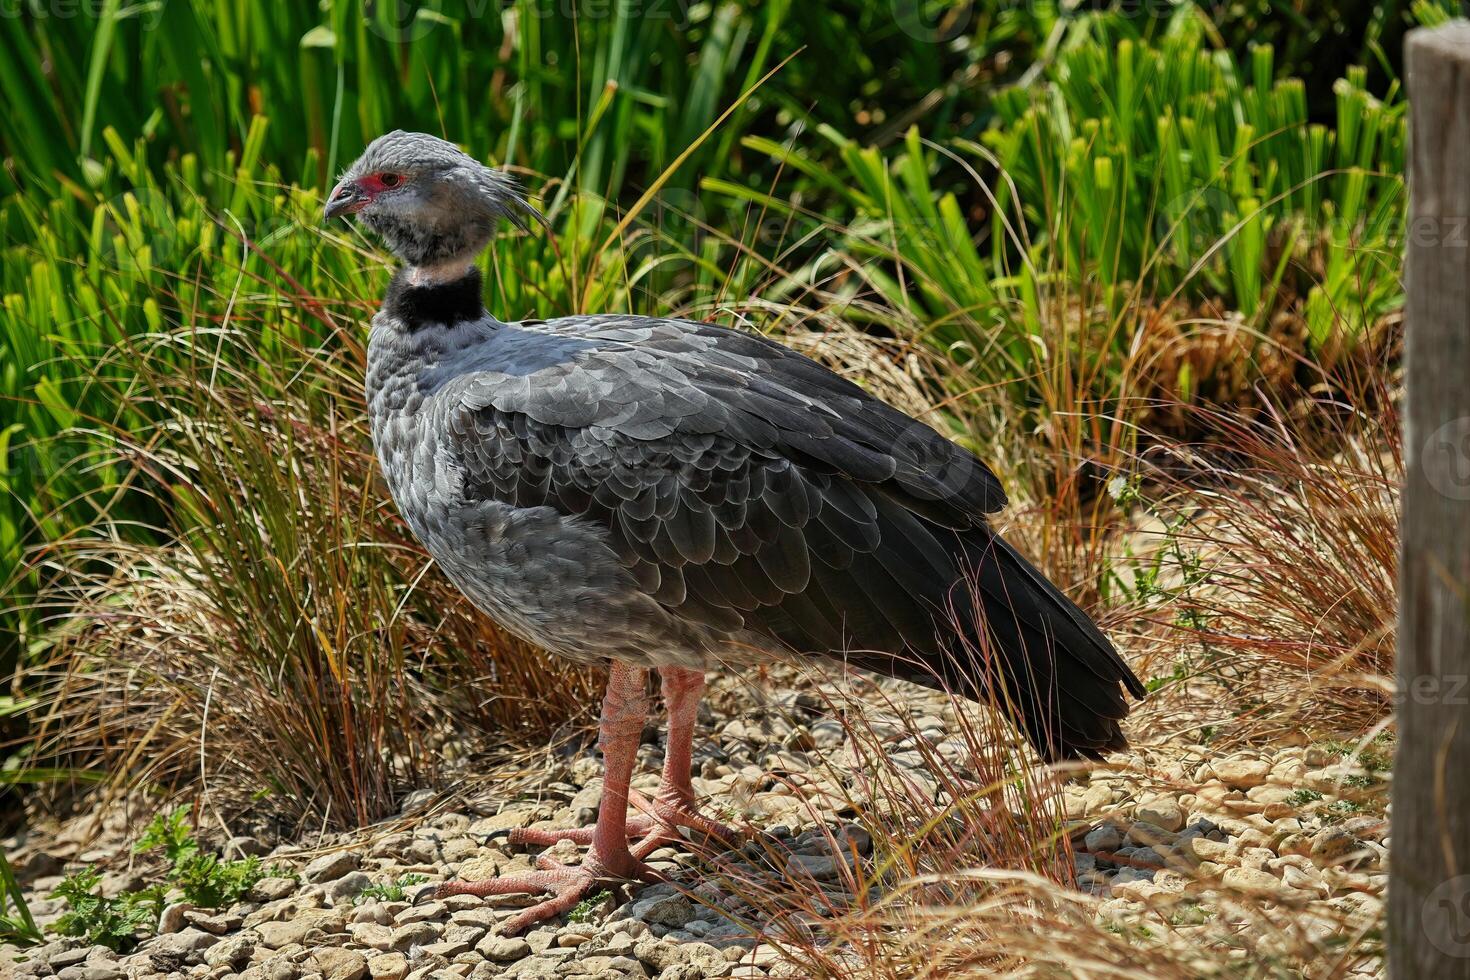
[891, 0, 973, 43]
[1155, 187, 1241, 266]
[1425, 875, 1470, 958]
[0, 0, 164, 31]
[1396, 674, 1470, 707]
[640, 185, 710, 277]
[1423, 417, 1470, 502]
[364, 0, 441, 44]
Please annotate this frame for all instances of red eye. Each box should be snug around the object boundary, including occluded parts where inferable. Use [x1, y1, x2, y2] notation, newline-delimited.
[380, 173, 401, 187]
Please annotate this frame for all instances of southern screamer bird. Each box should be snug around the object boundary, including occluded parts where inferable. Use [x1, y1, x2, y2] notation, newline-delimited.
[325, 130, 1145, 933]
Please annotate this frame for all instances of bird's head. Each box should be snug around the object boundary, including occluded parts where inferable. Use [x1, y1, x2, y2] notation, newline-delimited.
[325, 130, 536, 277]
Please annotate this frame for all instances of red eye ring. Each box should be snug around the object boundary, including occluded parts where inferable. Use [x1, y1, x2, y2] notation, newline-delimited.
[380, 173, 401, 187]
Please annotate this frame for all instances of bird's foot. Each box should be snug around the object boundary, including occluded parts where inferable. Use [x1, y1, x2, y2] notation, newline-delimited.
[508, 791, 740, 854]
[434, 848, 660, 935]
[629, 790, 742, 854]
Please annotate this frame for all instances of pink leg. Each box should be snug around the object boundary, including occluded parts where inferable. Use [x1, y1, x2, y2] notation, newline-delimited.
[656, 665, 705, 802]
[510, 666, 738, 856]
[437, 662, 657, 933]
[631, 666, 740, 853]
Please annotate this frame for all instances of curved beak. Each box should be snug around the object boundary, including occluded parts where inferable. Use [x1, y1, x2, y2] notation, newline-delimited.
[324, 179, 370, 222]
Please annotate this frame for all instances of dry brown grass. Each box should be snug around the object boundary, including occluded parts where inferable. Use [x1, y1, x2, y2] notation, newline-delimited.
[699, 667, 1384, 979]
[22, 321, 599, 834]
[1132, 376, 1400, 740]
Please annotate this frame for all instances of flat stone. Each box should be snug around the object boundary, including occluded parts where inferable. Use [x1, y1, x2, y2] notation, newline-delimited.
[633, 936, 684, 971]
[251, 877, 301, 903]
[477, 934, 531, 962]
[586, 932, 637, 957]
[1081, 783, 1114, 813]
[635, 895, 693, 928]
[367, 952, 409, 980]
[158, 902, 194, 935]
[48, 946, 92, 968]
[1129, 846, 1168, 869]
[327, 872, 374, 902]
[1281, 864, 1325, 894]
[304, 852, 361, 884]
[1127, 821, 1179, 848]
[55, 967, 122, 980]
[1181, 837, 1234, 864]
[1083, 823, 1122, 853]
[1309, 827, 1365, 866]
[1210, 758, 1270, 789]
[1110, 879, 1163, 904]
[347, 923, 396, 950]
[146, 927, 219, 963]
[440, 838, 479, 864]
[442, 924, 486, 946]
[257, 910, 346, 949]
[448, 907, 504, 929]
[402, 840, 439, 865]
[369, 834, 412, 858]
[501, 958, 559, 980]
[835, 824, 873, 856]
[247, 893, 325, 928]
[1135, 798, 1185, 833]
[203, 932, 257, 969]
[470, 810, 538, 835]
[260, 957, 302, 980]
[455, 855, 500, 882]
[787, 853, 843, 880]
[352, 903, 393, 925]
[420, 938, 472, 959]
[183, 909, 243, 934]
[1342, 816, 1389, 843]
[395, 901, 445, 924]
[305, 947, 368, 980]
[1221, 867, 1291, 898]
[389, 922, 441, 951]
[1275, 831, 1311, 857]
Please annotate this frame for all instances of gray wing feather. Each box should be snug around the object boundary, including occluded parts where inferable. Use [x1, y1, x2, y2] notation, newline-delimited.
[436, 315, 1004, 648]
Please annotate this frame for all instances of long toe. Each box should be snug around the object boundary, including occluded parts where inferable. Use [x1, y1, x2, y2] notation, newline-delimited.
[629, 790, 743, 849]
[434, 845, 664, 935]
[435, 866, 598, 935]
[509, 813, 662, 850]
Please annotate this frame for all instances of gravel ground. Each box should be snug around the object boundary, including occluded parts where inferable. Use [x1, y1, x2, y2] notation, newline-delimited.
[2, 669, 1390, 979]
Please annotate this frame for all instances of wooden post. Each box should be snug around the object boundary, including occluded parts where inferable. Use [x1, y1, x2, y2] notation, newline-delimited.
[1391, 21, 1470, 980]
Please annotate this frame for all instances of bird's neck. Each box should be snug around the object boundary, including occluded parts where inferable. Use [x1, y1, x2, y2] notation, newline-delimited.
[405, 258, 478, 287]
[383, 264, 487, 333]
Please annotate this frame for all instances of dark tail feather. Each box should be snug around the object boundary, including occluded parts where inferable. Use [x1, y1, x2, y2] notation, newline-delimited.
[960, 531, 1145, 760]
[844, 528, 1145, 761]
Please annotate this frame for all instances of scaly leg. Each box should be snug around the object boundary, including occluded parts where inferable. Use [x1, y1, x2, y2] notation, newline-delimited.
[632, 665, 740, 853]
[509, 666, 739, 856]
[435, 662, 657, 934]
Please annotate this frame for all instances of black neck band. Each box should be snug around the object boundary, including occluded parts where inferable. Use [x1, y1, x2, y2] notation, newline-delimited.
[384, 266, 485, 330]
